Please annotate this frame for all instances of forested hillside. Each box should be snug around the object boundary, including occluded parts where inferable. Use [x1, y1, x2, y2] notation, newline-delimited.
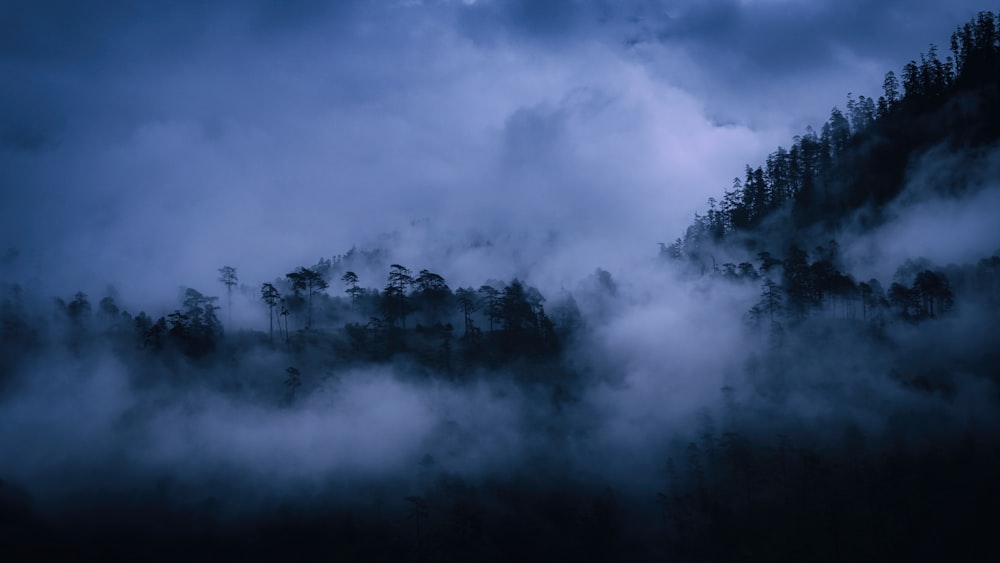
[670, 10, 1000, 250]
[664, 10, 1000, 337]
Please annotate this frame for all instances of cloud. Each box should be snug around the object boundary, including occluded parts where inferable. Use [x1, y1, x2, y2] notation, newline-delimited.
[0, 1, 785, 304]
[619, 0, 991, 128]
[0, 0, 993, 302]
[842, 143, 1000, 281]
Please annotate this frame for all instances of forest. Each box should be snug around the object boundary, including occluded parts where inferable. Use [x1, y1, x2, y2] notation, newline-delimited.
[2, 8, 1000, 563]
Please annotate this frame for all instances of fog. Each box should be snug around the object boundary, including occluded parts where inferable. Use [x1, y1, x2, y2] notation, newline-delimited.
[842, 143, 1000, 282]
[3, 1, 1000, 559]
[3, 0, 989, 299]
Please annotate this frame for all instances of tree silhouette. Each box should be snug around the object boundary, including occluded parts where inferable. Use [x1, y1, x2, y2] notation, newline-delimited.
[261, 282, 280, 343]
[846, 92, 876, 133]
[882, 70, 900, 108]
[97, 296, 119, 331]
[342, 271, 362, 311]
[279, 299, 290, 346]
[66, 291, 91, 328]
[286, 267, 328, 329]
[888, 282, 917, 319]
[168, 288, 222, 356]
[499, 280, 542, 353]
[912, 270, 954, 318]
[782, 246, 813, 320]
[413, 269, 450, 325]
[477, 285, 502, 333]
[670, 11, 1000, 261]
[218, 266, 238, 332]
[383, 264, 413, 328]
[759, 278, 783, 327]
[455, 287, 478, 337]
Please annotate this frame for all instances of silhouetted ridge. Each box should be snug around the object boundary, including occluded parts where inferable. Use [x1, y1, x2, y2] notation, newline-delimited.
[667, 10, 1000, 256]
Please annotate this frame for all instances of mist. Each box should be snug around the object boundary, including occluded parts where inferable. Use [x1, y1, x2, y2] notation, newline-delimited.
[6, 0, 990, 299]
[3, 1, 1000, 561]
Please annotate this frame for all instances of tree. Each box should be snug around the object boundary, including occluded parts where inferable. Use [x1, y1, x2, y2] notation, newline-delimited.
[98, 296, 119, 320]
[158, 288, 221, 357]
[550, 292, 583, 340]
[279, 299, 290, 346]
[261, 283, 280, 343]
[826, 107, 851, 158]
[660, 239, 684, 260]
[888, 282, 917, 319]
[809, 257, 839, 312]
[738, 262, 758, 280]
[311, 257, 333, 280]
[286, 267, 328, 329]
[859, 280, 888, 323]
[413, 269, 450, 324]
[342, 271, 362, 311]
[765, 147, 794, 208]
[455, 287, 478, 337]
[167, 310, 189, 343]
[535, 304, 558, 354]
[882, 70, 900, 108]
[500, 280, 536, 336]
[760, 278, 783, 325]
[791, 127, 822, 219]
[782, 245, 813, 320]
[477, 285, 502, 333]
[912, 270, 953, 318]
[706, 197, 725, 240]
[950, 11, 999, 87]
[66, 291, 91, 328]
[218, 266, 238, 332]
[902, 60, 921, 99]
[846, 93, 876, 134]
[383, 264, 413, 328]
[757, 251, 782, 275]
[180, 287, 221, 355]
[919, 44, 953, 97]
[741, 165, 769, 225]
[143, 315, 167, 351]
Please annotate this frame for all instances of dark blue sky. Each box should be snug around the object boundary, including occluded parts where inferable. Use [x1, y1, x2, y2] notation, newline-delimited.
[0, 0, 992, 300]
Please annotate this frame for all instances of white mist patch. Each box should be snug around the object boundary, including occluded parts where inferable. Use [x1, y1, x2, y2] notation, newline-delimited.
[0, 352, 138, 497]
[137, 372, 538, 487]
[0, 355, 545, 509]
[572, 266, 758, 485]
[846, 185, 1000, 281]
[135, 371, 436, 486]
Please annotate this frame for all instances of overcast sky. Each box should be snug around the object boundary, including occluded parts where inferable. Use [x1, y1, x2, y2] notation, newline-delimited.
[1, 0, 993, 301]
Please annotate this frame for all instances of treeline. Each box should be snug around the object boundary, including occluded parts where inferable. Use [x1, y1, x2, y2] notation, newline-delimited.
[0, 256, 577, 383]
[261, 260, 565, 368]
[690, 240, 1000, 336]
[666, 10, 1000, 260]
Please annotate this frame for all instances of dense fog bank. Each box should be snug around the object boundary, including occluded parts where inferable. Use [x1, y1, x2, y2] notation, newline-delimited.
[2, 233, 999, 560]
